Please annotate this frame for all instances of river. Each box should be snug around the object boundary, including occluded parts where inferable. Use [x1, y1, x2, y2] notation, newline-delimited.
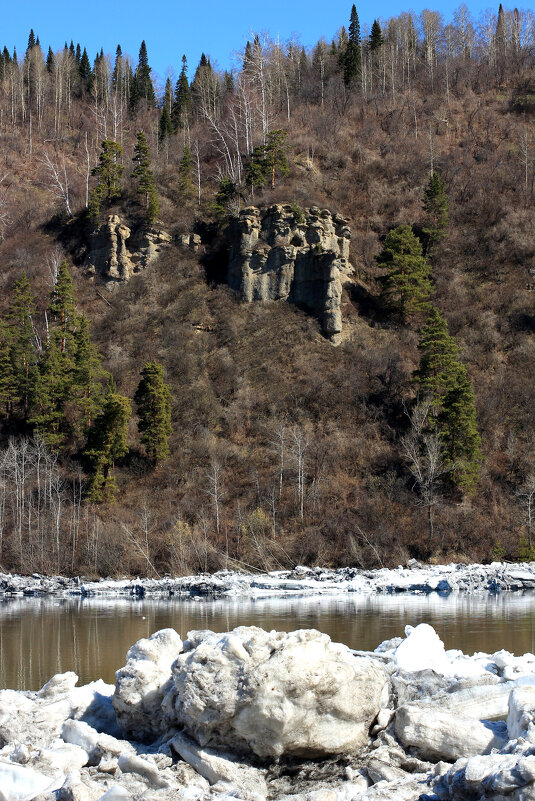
[2, 591, 535, 690]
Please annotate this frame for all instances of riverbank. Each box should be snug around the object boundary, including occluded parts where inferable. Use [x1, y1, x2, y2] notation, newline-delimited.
[3, 561, 535, 599]
[2, 622, 535, 801]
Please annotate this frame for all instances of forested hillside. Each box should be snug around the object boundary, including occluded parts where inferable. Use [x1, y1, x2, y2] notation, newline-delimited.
[0, 4, 534, 576]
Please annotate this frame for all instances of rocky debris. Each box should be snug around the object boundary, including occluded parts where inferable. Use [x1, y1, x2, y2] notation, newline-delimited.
[84, 215, 171, 286]
[7, 622, 535, 800]
[226, 204, 353, 343]
[6, 561, 535, 600]
[178, 232, 202, 252]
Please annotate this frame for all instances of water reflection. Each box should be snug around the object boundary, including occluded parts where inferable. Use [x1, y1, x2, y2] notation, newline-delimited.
[2, 592, 535, 690]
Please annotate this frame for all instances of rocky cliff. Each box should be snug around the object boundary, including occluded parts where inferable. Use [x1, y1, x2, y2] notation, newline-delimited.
[85, 215, 172, 286]
[226, 204, 353, 343]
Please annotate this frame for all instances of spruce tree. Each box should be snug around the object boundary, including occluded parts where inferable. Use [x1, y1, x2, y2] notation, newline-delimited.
[422, 171, 449, 255]
[343, 4, 361, 87]
[49, 260, 78, 353]
[131, 131, 159, 223]
[30, 335, 71, 450]
[134, 362, 172, 465]
[178, 145, 193, 197]
[414, 306, 481, 493]
[377, 225, 432, 321]
[369, 20, 384, 51]
[88, 140, 124, 223]
[46, 46, 55, 74]
[112, 45, 123, 95]
[173, 55, 191, 130]
[163, 77, 173, 114]
[8, 272, 38, 415]
[132, 40, 155, 109]
[84, 384, 131, 502]
[73, 315, 108, 433]
[79, 48, 92, 91]
[0, 319, 16, 417]
[158, 105, 173, 143]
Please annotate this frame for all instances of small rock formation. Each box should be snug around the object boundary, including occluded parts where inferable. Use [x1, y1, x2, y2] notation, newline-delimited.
[85, 215, 171, 286]
[226, 205, 353, 343]
[114, 626, 388, 758]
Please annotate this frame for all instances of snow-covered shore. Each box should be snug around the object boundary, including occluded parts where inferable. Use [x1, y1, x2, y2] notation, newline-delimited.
[3, 622, 535, 801]
[3, 561, 535, 599]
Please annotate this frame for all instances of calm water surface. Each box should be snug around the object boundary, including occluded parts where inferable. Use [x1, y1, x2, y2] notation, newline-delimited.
[3, 592, 535, 690]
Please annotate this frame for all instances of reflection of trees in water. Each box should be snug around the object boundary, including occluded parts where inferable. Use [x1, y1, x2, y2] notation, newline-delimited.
[1, 592, 535, 690]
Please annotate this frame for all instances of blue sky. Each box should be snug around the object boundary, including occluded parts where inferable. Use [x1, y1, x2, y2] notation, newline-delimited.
[6, 0, 503, 89]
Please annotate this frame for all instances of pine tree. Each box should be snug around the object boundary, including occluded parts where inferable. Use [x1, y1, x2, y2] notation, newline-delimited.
[422, 172, 449, 255]
[158, 105, 173, 143]
[377, 225, 432, 321]
[414, 306, 481, 492]
[369, 20, 384, 51]
[246, 130, 290, 191]
[84, 385, 131, 502]
[88, 140, 124, 223]
[131, 131, 159, 223]
[134, 362, 172, 465]
[343, 4, 361, 87]
[173, 55, 191, 130]
[8, 272, 38, 415]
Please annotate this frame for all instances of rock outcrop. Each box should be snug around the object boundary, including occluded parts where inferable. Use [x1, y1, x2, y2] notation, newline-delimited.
[85, 215, 171, 285]
[226, 205, 353, 343]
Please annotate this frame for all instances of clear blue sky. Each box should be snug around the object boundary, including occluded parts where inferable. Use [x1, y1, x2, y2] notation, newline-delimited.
[6, 0, 502, 89]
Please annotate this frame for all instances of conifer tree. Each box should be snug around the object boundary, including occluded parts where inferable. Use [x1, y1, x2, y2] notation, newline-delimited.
[173, 55, 191, 130]
[8, 273, 38, 415]
[246, 130, 290, 191]
[422, 171, 449, 255]
[26, 30, 36, 55]
[112, 44, 123, 95]
[134, 362, 172, 465]
[88, 140, 124, 223]
[0, 319, 16, 417]
[369, 20, 384, 51]
[131, 40, 155, 110]
[414, 306, 481, 493]
[49, 260, 78, 353]
[79, 48, 92, 91]
[377, 225, 432, 321]
[73, 315, 108, 432]
[178, 145, 193, 197]
[158, 105, 173, 143]
[46, 46, 55, 74]
[131, 131, 159, 223]
[84, 384, 131, 502]
[163, 77, 173, 113]
[343, 4, 361, 86]
[30, 262, 79, 449]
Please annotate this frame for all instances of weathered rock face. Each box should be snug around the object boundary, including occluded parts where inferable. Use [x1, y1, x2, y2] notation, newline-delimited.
[85, 215, 171, 286]
[226, 205, 353, 343]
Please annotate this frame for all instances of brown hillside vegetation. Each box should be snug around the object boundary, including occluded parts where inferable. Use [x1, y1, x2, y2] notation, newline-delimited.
[0, 7, 534, 574]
